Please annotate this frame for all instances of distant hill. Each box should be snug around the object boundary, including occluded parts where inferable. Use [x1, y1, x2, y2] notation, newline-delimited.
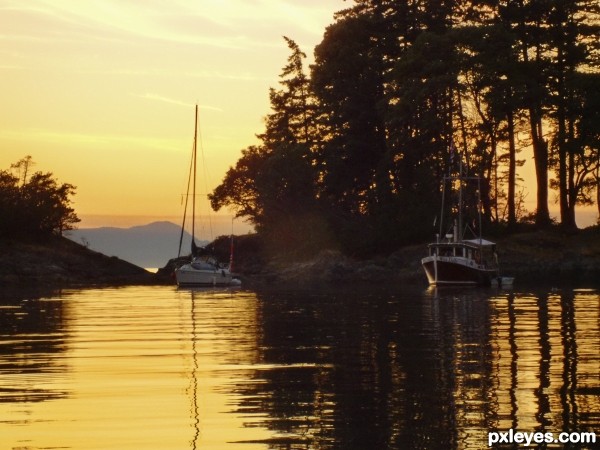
[67, 221, 207, 268]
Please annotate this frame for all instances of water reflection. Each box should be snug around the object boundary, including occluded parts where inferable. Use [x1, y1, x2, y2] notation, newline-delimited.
[488, 289, 600, 439]
[241, 286, 598, 449]
[0, 289, 69, 405]
[0, 285, 597, 449]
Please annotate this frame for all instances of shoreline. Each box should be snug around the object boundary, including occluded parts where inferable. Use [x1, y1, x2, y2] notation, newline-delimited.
[236, 227, 600, 289]
[2, 227, 599, 290]
[0, 236, 156, 289]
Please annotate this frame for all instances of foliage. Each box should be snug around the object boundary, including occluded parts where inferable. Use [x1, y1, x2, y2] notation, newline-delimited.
[0, 156, 80, 238]
[210, 37, 328, 258]
[211, 1, 600, 258]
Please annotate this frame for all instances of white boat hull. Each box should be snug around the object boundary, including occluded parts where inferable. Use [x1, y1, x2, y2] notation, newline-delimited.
[175, 264, 233, 286]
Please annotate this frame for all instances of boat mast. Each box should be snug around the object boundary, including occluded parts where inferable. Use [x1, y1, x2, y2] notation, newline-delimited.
[177, 107, 196, 258]
[458, 157, 463, 242]
[439, 180, 446, 240]
[192, 104, 198, 253]
[478, 177, 482, 244]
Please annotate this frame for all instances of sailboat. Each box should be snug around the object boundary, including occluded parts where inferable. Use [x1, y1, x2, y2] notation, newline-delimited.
[175, 105, 236, 287]
[421, 150, 510, 286]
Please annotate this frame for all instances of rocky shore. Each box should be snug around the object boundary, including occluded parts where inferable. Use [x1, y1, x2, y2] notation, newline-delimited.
[0, 236, 154, 287]
[242, 227, 600, 288]
[2, 227, 599, 289]
[497, 227, 600, 284]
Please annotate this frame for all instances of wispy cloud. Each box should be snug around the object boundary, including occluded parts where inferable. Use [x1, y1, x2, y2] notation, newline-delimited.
[137, 94, 194, 109]
[0, 0, 344, 80]
[0, 127, 184, 152]
[137, 93, 223, 112]
[3, 0, 339, 49]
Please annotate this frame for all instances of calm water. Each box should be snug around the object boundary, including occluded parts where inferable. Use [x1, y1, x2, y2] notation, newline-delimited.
[0, 284, 598, 449]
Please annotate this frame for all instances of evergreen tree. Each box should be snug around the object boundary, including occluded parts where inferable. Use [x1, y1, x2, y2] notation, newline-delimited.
[211, 0, 600, 259]
[545, 0, 600, 229]
[211, 38, 329, 257]
[485, 0, 554, 227]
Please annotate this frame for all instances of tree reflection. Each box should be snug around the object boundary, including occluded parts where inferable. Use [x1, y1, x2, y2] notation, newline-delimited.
[0, 289, 69, 404]
[226, 286, 599, 450]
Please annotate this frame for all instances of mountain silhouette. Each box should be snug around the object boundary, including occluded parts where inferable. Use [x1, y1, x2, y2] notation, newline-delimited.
[67, 221, 207, 269]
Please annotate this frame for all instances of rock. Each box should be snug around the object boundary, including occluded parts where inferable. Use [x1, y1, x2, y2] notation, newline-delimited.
[242, 227, 600, 287]
[0, 236, 155, 287]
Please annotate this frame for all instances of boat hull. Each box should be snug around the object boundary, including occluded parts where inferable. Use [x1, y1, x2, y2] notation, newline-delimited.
[422, 255, 498, 286]
[175, 265, 234, 287]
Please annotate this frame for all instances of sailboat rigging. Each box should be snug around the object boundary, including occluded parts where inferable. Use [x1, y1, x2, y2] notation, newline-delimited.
[175, 105, 237, 287]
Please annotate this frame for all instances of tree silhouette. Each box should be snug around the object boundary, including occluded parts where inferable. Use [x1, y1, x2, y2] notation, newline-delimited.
[0, 157, 80, 238]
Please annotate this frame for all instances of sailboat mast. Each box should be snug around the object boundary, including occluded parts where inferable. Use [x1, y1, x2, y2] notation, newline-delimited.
[192, 104, 198, 250]
[478, 176, 482, 242]
[458, 157, 463, 242]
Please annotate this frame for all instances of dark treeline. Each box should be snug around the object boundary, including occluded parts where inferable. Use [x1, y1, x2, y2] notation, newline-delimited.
[0, 156, 80, 239]
[210, 0, 600, 258]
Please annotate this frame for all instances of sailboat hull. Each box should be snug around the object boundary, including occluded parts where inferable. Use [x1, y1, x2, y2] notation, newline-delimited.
[422, 255, 498, 286]
[175, 264, 233, 286]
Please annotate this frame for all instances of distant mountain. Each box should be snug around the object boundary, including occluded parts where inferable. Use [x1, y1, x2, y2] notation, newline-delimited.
[66, 221, 207, 268]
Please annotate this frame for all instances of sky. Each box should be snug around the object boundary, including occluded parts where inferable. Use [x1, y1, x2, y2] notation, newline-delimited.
[1, 0, 597, 233]
[0, 0, 349, 234]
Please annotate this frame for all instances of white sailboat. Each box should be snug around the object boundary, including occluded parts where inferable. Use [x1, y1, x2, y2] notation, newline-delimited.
[175, 105, 236, 287]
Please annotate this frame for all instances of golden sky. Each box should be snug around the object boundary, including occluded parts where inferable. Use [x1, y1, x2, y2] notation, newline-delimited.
[0, 0, 348, 230]
[1, 0, 596, 230]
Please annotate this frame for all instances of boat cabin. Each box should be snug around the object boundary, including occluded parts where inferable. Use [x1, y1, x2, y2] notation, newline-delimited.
[427, 236, 498, 269]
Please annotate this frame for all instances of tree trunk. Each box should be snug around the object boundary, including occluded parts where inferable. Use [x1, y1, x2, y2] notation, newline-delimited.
[530, 108, 552, 227]
[557, 91, 570, 227]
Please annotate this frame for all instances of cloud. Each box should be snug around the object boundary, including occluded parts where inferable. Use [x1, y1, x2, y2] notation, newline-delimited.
[0, 0, 345, 82]
[137, 93, 223, 112]
[0, 127, 184, 152]
[3, 0, 340, 49]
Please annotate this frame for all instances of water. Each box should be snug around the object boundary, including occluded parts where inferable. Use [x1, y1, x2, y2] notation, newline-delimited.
[0, 285, 598, 449]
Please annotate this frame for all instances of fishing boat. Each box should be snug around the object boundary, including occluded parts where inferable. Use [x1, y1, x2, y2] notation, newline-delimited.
[174, 105, 236, 287]
[421, 153, 509, 286]
[422, 233, 500, 286]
